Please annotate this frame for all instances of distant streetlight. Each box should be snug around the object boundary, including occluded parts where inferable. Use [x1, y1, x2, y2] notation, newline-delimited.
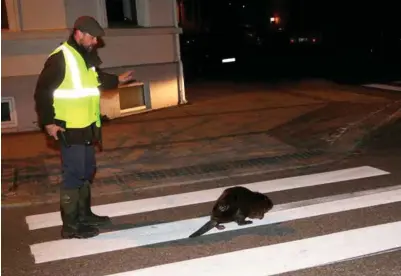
[270, 16, 280, 24]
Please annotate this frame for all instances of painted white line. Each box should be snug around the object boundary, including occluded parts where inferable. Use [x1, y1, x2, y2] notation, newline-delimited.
[29, 186, 401, 264]
[25, 166, 389, 230]
[104, 221, 401, 276]
[222, 57, 236, 63]
[273, 185, 401, 211]
[363, 84, 401, 91]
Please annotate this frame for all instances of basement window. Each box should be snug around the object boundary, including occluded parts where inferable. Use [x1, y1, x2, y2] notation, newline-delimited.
[119, 82, 146, 114]
[1, 97, 18, 128]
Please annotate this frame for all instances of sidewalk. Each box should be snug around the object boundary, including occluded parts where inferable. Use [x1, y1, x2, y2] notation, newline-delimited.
[2, 80, 400, 207]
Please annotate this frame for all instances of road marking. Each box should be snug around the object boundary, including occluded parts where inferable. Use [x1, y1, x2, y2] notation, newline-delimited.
[271, 185, 401, 211]
[363, 84, 401, 91]
[104, 221, 401, 276]
[29, 186, 401, 264]
[25, 166, 389, 230]
[222, 57, 236, 63]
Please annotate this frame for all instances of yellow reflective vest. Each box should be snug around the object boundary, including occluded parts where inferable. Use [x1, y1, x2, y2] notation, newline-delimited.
[50, 42, 101, 128]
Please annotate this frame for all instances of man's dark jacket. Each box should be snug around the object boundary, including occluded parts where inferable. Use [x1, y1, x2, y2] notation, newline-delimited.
[34, 35, 119, 145]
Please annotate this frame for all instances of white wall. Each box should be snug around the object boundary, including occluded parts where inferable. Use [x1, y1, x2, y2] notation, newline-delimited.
[3, 0, 178, 31]
[19, 0, 67, 30]
[2, 0, 182, 77]
[64, 0, 99, 28]
[1, 29, 180, 77]
[148, 0, 175, 27]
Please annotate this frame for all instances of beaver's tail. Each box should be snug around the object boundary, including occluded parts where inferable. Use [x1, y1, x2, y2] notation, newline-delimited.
[188, 220, 218, 238]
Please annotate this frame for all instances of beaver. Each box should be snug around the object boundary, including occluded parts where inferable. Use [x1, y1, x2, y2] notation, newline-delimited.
[188, 186, 274, 238]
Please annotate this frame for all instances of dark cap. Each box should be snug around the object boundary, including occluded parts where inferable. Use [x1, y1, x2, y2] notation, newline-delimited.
[73, 16, 105, 37]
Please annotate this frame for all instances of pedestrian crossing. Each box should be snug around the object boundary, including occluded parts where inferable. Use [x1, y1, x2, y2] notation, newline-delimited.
[25, 166, 389, 231]
[25, 165, 401, 275]
[107, 221, 401, 276]
[362, 80, 401, 92]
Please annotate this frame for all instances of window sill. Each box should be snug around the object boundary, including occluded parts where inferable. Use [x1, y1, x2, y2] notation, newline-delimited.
[118, 81, 144, 89]
[1, 26, 182, 40]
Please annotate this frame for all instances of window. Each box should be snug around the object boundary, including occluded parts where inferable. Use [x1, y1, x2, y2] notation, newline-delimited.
[105, 0, 138, 28]
[118, 83, 146, 114]
[1, 0, 9, 29]
[1, 97, 18, 128]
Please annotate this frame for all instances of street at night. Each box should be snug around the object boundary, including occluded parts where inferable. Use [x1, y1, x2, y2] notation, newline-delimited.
[2, 0, 401, 275]
[2, 81, 401, 276]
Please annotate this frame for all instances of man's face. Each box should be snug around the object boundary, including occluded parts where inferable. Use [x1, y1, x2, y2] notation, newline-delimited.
[76, 30, 98, 52]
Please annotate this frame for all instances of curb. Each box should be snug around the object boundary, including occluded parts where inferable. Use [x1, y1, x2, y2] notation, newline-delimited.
[1, 152, 341, 209]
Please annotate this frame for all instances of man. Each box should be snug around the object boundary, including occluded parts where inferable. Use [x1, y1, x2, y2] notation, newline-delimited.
[34, 16, 134, 239]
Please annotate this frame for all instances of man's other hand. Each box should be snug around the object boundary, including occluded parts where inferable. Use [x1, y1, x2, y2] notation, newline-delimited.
[45, 124, 65, 140]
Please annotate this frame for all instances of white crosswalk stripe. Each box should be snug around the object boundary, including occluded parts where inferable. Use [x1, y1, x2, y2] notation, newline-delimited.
[362, 81, 401, 91]
[25, 165, 401, 275]
[105, 221, 401, 276]
[25, 165, 389, 230]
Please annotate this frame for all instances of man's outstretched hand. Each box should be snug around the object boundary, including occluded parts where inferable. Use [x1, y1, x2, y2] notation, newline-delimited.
[118, 71, 135, 84]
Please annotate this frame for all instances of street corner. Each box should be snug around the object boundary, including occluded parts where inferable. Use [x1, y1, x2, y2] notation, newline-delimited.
[1, 163, 59, 208]
[2, 185, 41, 207]
[1, 165, 18, 198]
[326, 100, 401, 153]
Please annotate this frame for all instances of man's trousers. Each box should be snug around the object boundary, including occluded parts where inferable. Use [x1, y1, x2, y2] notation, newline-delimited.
[60, 144, 96, 189]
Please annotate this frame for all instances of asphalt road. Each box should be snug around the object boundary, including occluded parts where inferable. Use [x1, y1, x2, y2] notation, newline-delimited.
[2, 113, 401, 276]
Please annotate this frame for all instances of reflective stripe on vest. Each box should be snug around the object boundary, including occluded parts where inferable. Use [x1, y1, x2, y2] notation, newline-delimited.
[53, 45, 100, 98]
[54, 88, 99, 98]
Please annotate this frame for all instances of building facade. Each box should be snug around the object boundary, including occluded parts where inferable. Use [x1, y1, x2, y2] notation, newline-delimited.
[1, 0, 186, 133]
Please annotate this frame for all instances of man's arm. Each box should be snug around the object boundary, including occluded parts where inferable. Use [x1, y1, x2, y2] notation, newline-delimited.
[34, 51, 65, 128]
[96, 69, 119, 91]
[90, 49, 134, 91]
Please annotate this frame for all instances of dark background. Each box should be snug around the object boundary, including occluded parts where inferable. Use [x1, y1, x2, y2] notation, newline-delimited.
[2, 0, 399, 84]
[177, 0, 401, 84]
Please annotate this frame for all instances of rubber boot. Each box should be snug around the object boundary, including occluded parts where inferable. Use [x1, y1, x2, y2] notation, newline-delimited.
[78, 181, 111, 226]
[60, 187, 99, 239]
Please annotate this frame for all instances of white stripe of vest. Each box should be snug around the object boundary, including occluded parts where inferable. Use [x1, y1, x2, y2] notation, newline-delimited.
[53, 45, 100, 99]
